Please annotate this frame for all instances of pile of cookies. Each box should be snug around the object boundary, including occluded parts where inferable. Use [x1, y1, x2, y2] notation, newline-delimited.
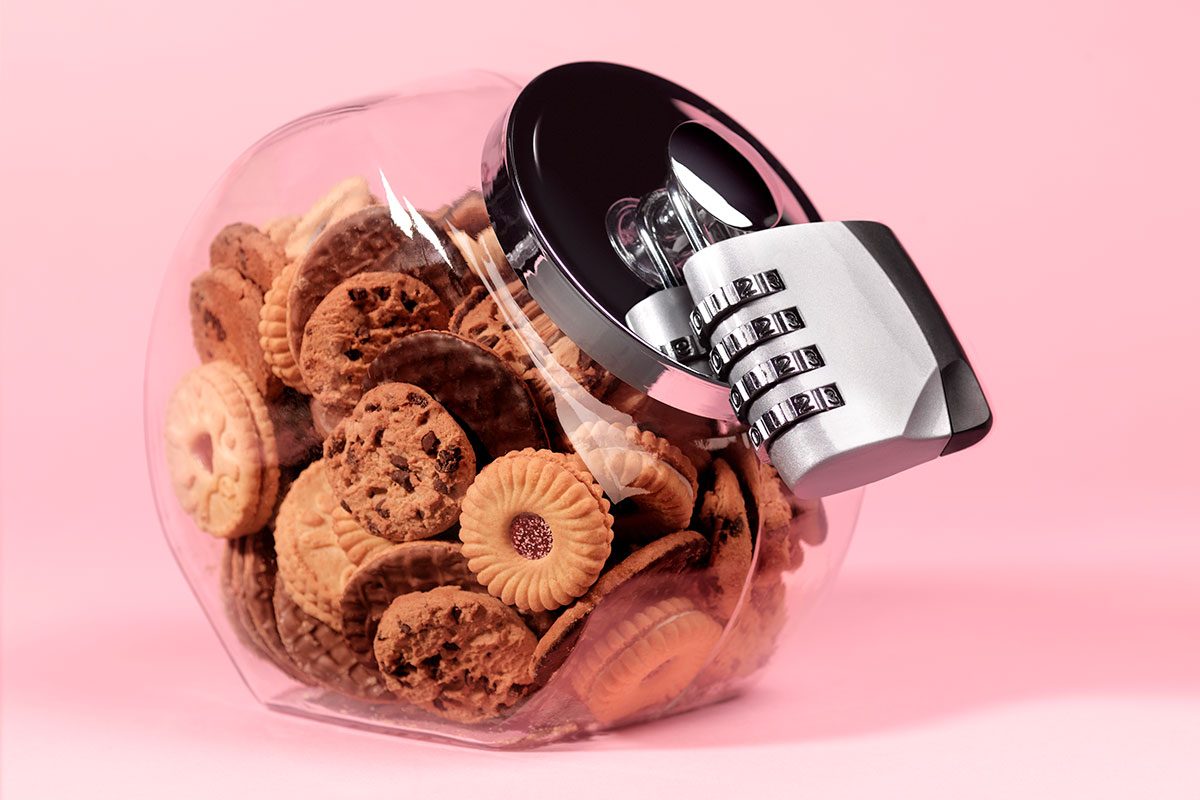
[164, 177, 825, 731]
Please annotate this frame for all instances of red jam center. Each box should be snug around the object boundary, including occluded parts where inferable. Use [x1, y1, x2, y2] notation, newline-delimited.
[510, 513, 553, 560]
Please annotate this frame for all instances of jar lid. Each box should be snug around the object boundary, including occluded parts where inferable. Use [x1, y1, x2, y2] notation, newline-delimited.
[482, 62, 818, 420]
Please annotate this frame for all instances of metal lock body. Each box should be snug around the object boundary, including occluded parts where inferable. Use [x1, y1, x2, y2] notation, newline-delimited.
[483, 62, 991, 499]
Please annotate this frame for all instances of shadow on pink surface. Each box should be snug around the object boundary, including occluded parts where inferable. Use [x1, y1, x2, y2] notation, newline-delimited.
[6, 566, 1196, 753]
[585, 569, 1200, 749]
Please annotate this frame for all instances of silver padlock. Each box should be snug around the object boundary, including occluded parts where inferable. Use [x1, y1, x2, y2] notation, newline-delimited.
[483, 62, 990, 499]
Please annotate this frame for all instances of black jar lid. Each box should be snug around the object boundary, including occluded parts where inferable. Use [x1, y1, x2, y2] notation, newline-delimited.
[482, 61, 818, 420]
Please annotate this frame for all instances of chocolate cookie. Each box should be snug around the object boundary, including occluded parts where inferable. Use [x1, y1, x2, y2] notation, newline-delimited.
[340, 540, 479, 666]
[298, 271, 449, 414]
[222, 530, 311, 684]
[364, 330, 548, 460]
[324, 382, 476, 542]
[284, 176, 376, 261]
[373, 587, 536, 722]
[189, 267, 281, 399]
[210, 222, 287, 293]
[531, 530, 709, 684]
[695, 458, 754, 621]
[287, 205, 474, 365]
[272, 574, 392, 700]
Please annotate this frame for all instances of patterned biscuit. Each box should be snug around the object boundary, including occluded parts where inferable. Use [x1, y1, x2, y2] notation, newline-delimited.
[531, 530, 709, 684]
[209, 360, 281, 531]
[258, 261, 308, 392]
[298, 272, 449, 415]
[164, 362, 276, 538]
[273, 460, 391, 629]
[364, 330, 548, 461]
[324, 383, 476, 542]
[340, 540, 479, 666]
[273, 574, 392, 700]
[189, 267, 281, 399]
[694, 458, 754, 621]
[284, 176, 376, 261]
[568, 596, 723, 724]
[373, 587, 536, 722]
[459, 450, 613, 613]
[210, 222, 287, 293]
[287, 205, 473, 365]
[570, 421, 699, 540]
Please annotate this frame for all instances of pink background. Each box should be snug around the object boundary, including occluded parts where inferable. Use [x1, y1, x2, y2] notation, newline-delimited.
[2, 1, 1198, 797]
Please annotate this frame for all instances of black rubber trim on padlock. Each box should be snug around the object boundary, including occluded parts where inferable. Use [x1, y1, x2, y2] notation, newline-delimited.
[843, 221, 993, 455]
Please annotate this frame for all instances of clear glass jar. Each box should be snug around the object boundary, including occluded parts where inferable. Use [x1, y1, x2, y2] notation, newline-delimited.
[144, 70, 863, 748]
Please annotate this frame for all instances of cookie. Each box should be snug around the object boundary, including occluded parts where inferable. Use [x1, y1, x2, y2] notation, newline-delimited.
[340, 540, 479, 666]
[266, 389, 322, 469]
[437, 191, 491, 237]
[210, 222, 287, 293]
[459, 449, 613, 613]
[189, 267, 281, 399]
[272, 574, 392, 700]
[284, 176, 376, 261]
[699, 577, 788, 685]
[262, 214, 299, 247]
[373, 586, 536, 722]
[222, 530, 311, 683]
[694, 458, 754, 621]
[164, 361, 278, 538]
[364, 330, 548, 460]
[324, 382, 476, 542]
[601, 379, 727, 443]
[258, 261, 308, 393]
[298, 271, 449, 414]
[723, 444, 828, 576]
[568, 596, 722, 724]
[273, 460, 391, 629]
[531, 530, 709, 684]
[570, 421, 699, 540]
[287, 205, 474, 366]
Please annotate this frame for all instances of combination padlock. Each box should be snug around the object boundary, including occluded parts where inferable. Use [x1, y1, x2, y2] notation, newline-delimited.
[483, 62, 991, 499]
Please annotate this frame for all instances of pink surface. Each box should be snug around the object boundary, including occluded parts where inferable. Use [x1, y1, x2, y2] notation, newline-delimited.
[2, 1, 1198, 797]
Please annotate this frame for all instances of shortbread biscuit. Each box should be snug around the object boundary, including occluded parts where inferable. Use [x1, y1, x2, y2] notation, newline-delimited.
[571, 421, 699, 540]
[258, 261, 308, 392]
[569, 596, 722, 724]
[324, 383, 476, 542]
[459, 449, 613, 613]
[164, 362, 276, 537]
[298, 271, 449, 414]
[373, 587, 535, 722]
[273, 460, 390, 629]
[531, 530, 708, 683]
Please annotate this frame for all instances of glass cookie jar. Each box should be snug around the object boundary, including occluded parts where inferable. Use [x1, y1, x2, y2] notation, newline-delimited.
[145, 65, 867, 748]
